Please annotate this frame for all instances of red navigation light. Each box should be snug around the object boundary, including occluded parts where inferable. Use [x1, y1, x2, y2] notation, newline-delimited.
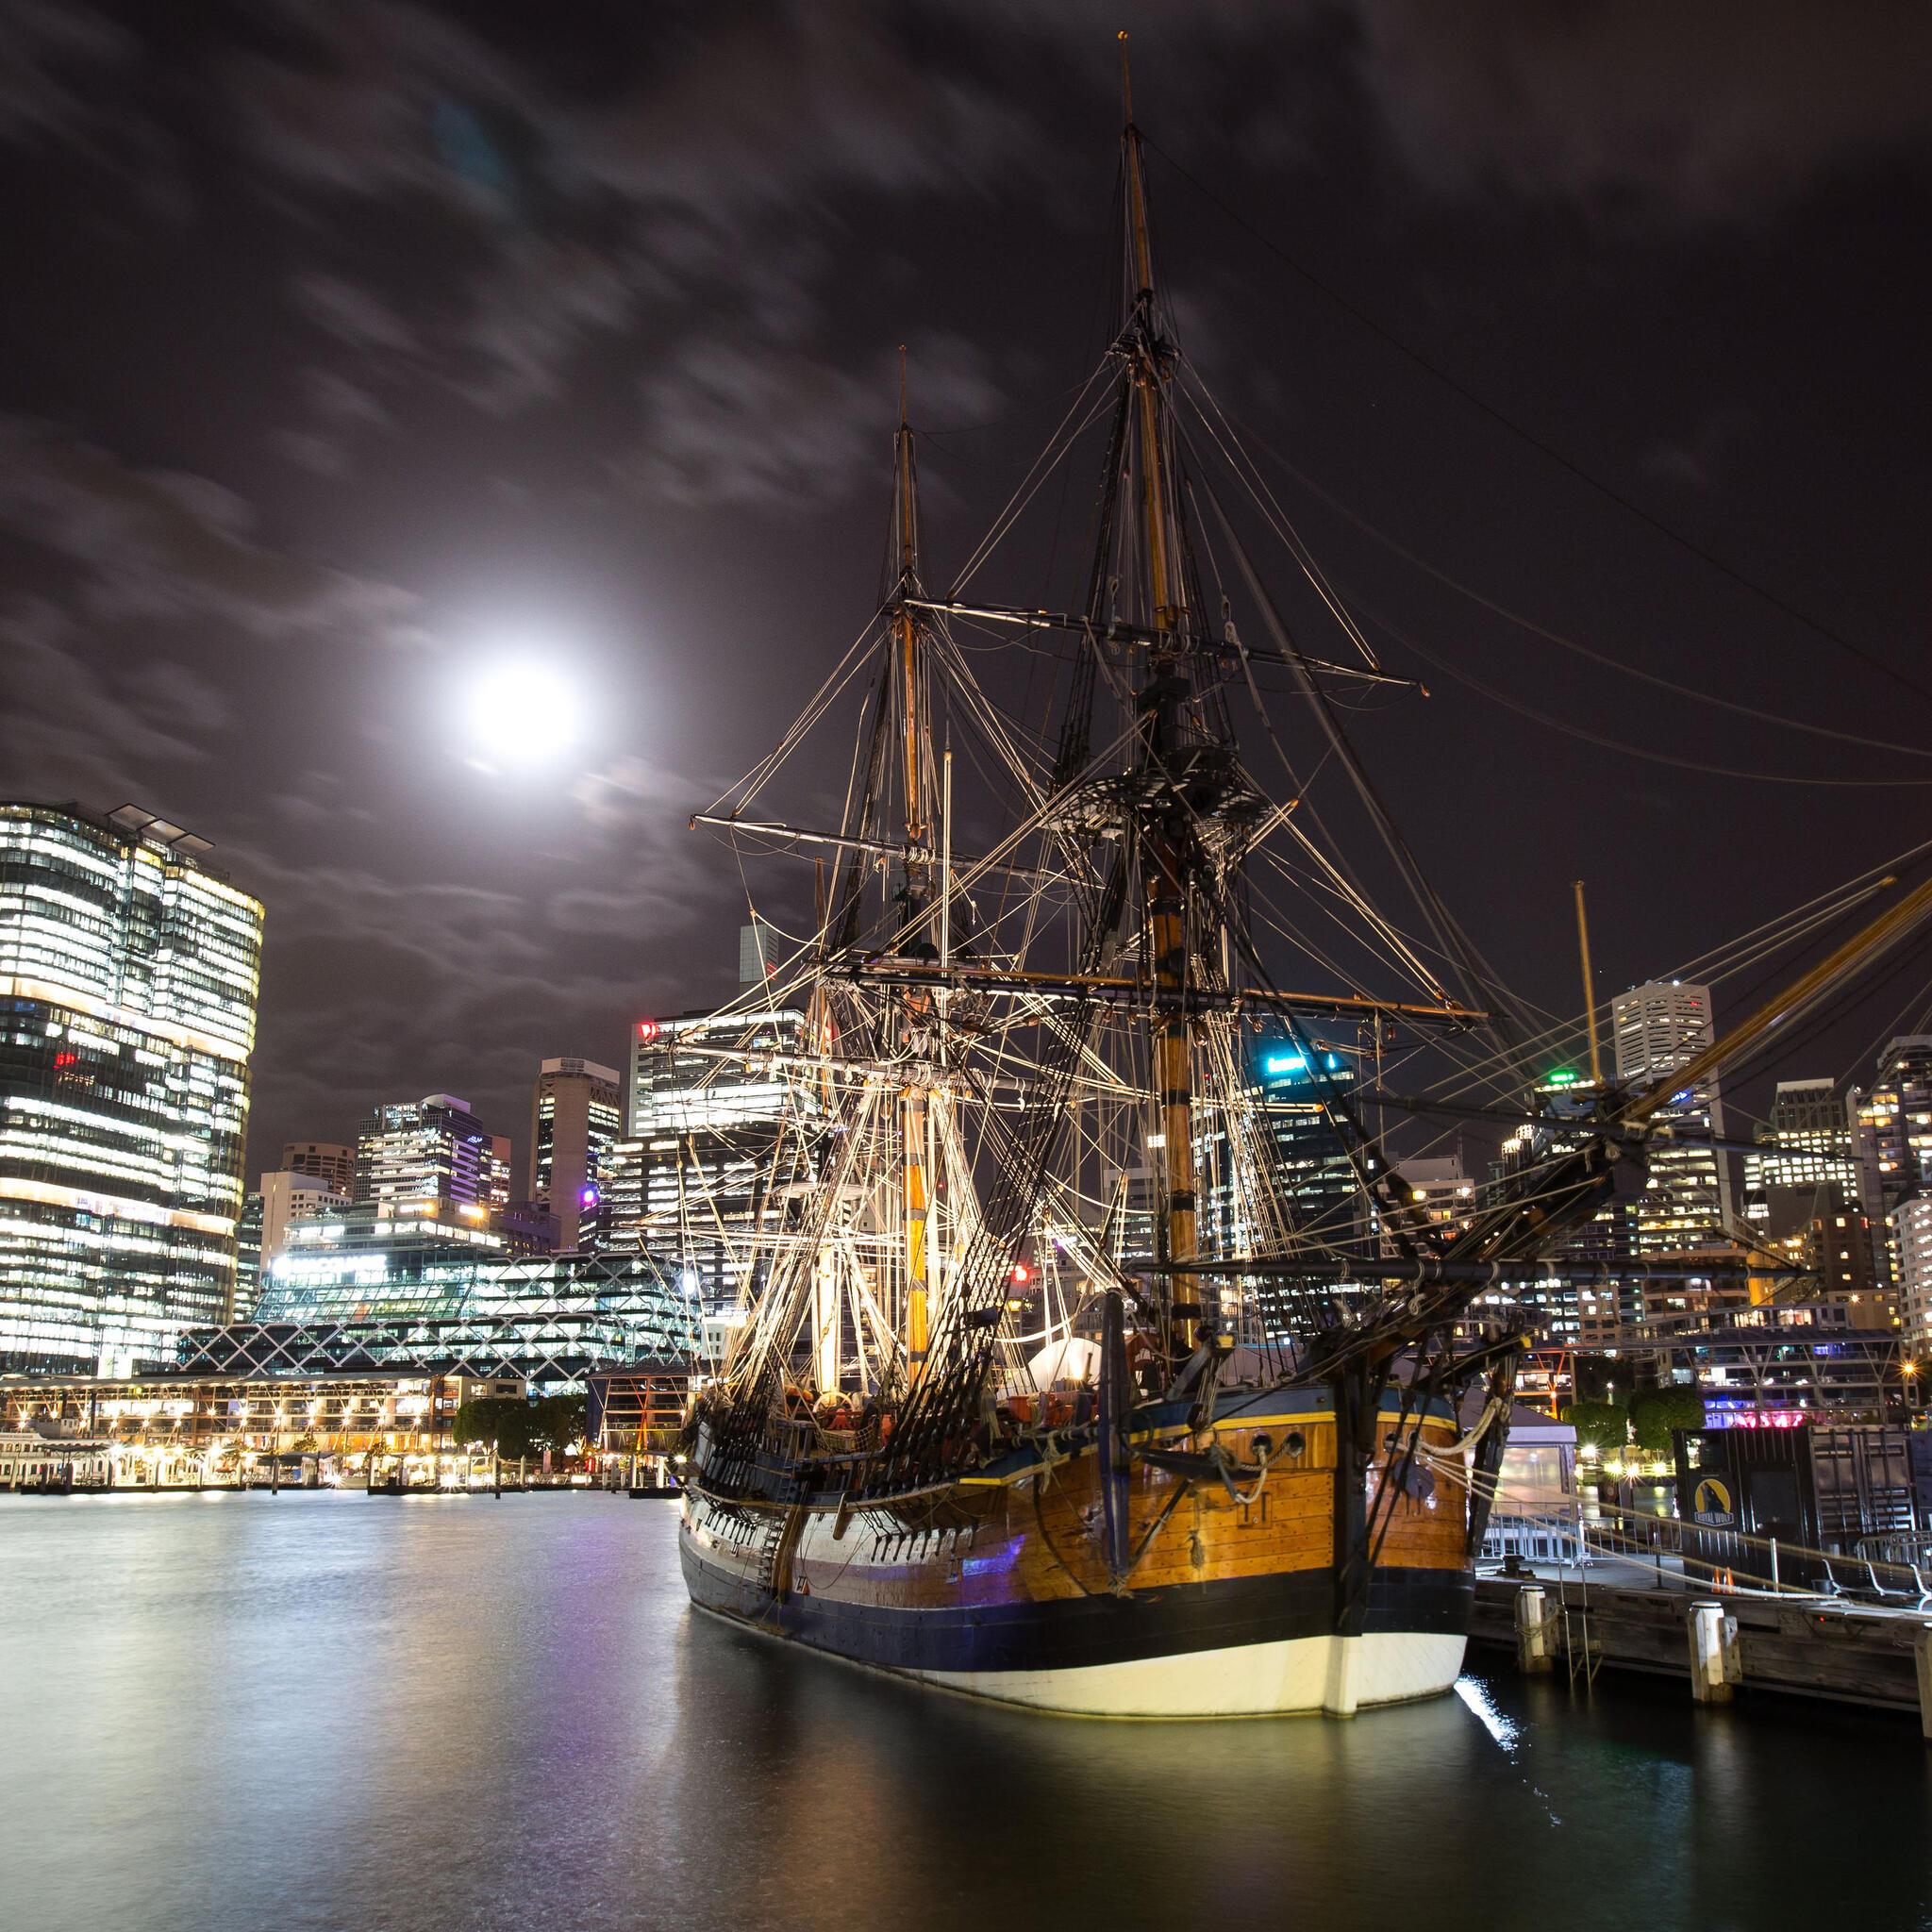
[637, 1019, 659, 1041]
[1010, 1263, 1030, 1286]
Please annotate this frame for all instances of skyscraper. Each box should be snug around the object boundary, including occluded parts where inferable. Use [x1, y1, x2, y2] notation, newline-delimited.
[257, 1168, 348, 1292]
[1610, 980, 1733, 1256]
[1252, 1039, 1365, 1259]
[1737, 1076, 1876, 1309]
[525, 1057, 622, 1249]
[1893, 1195, 1932, 1358]
[1852, 1036, 1932, 1290]
[1493, 1071, 1632, 1346]
[602, 1005, 811, 1314]
[1762, 1078, 1858, 1193]
[280, 1141, 355, 1195]
[0, 802, 263, 1373]
[236, 1191, 264, 1318]
[355, 1094, 508, 1217]
[1235, 1037, 1374, 1340]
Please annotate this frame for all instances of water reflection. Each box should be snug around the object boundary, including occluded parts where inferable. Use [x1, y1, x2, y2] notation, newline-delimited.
[2, 1492, 1928, 1932]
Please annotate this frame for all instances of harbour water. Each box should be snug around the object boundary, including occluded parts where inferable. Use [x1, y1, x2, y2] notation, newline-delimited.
[3, 1491, 1929, 1932]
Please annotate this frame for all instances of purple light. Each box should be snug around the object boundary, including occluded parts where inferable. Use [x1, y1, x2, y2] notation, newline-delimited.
[580, 1185, 599, 1208]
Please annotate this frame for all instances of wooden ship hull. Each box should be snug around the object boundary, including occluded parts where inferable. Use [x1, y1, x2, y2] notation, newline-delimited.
[680, 1387, 1474, 1717]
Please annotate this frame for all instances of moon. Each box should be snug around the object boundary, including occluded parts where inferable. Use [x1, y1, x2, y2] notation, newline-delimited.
[465, 659, 580, 768]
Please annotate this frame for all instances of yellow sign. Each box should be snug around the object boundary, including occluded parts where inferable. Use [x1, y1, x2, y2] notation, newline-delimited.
[1691, 1475, 1734, 1526]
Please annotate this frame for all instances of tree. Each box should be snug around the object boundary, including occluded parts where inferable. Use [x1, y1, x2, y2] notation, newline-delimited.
[452, 1396, 537, 1460]
[1563, 1397, 1628, 1455]
[1629, 1384, 1705, 1454]
[530, 1392, 588, 1457]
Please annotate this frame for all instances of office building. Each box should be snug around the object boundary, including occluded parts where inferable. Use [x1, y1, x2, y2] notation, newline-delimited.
[281, 1141, 355, 1195]
[1231, 1038, 1376, 1339]
[525, 1057, 622, 1250]
[255, 1169, 348, 1305]
[1738, 1077, 1878, 1311]
[1492, 1070, 1630, 1347]
[236, 1192, 264, 1317]
[1893, 1195, 1932, 1360]
[1389, 1155, 1476, 1245]
[1762, 1078, 1857, 1192]
[356, 1094, 509, 1217]
[1745, 1077, 1857, 1222]
[1853, 1036, 1932, 1290]
[1252, 1038, 1366, 1258]
[1610, 980, 1734, 1256]
[249, 1200, 694, 1371]
[1203, 1039, 1364, 1260]
[604, 1004, 811, 1315]
[0, 802, 263, 1374]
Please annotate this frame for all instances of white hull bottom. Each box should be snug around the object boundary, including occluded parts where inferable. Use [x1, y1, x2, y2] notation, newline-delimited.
[906, 1629, 1469, 1719]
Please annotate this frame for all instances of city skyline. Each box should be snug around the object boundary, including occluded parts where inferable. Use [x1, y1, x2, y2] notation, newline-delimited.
[8, 19, 1932, 1928]
[0, 8, 1927, 1170]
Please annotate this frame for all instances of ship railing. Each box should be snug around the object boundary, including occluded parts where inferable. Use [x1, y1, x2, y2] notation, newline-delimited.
[762, 1415, 817, 1459]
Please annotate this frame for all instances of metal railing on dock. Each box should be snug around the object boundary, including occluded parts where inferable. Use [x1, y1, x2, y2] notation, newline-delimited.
[1474, 1487, 1932, 1737]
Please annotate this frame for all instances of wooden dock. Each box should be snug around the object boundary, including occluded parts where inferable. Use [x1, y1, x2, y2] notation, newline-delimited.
[1470, 1572, 1932, 1729]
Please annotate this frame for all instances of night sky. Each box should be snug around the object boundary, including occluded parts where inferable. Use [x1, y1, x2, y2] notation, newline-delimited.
[3, 1, 1930, 1181]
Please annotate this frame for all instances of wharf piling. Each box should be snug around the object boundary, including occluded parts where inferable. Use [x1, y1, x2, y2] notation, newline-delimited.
[1474, 1574, 1932, 1729]
[1514, 1584, 1553, 1674]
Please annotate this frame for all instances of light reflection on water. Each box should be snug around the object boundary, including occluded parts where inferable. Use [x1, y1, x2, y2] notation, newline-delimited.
[2, 1491, 1929, 1932]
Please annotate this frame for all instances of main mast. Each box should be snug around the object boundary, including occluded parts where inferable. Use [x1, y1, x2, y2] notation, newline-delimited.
[1121, 35, 1199, 1353]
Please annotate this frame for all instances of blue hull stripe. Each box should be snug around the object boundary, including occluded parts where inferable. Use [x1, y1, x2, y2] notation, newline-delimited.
[680, 1537, 1472, 1677]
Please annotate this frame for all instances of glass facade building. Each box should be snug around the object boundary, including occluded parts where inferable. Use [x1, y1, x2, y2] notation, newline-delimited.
[0, 802, 264, 1373]
[1853, 1035, 1932, 1291]
[1611, 980, 1733, 1257]
[248, 1202, 696, 1369]
[602, 1007, 811, 1317]
[355, 1094, 508, 1217]
[526, 1057, 622, 1250]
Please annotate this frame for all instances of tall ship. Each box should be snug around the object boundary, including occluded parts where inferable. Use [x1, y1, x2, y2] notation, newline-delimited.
[673, 51, 1931, 1717]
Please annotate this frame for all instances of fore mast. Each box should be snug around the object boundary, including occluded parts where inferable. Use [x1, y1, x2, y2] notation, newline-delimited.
[889, 355, 938, 1380]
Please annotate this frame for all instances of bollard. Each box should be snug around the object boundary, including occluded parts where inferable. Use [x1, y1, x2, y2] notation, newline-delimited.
[1687, 1599, 1736, 1704]
[1515, 1584, 1553, 1674]
[1915, 1624, 1932, 1745]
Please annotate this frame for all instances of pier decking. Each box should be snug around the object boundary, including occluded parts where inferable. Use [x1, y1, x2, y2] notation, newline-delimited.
[1470, 1565, 1932, 1730]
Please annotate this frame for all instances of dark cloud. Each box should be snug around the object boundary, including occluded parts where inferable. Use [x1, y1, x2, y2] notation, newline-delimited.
[3, 0, 1928, 1174]
[0, 416, 422, 642]
[290, 272, 423, 355]
[1639, 408, 1759, 494]
[621, 334, 1000, 509]
[0, 600, 221, 804]
[0, 0, 136, 150]
[218, 3, 1034, 430]
[273, 369, 396, 477]
[1347, 0, 1932, 217]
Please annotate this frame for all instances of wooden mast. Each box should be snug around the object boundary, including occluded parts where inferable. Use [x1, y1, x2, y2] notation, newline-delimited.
[1574, 879, 1603, 1087]
[1120, 33, 1198, 1351]
[894, 346, 925, 850]
[892, 351, 933, 1377]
